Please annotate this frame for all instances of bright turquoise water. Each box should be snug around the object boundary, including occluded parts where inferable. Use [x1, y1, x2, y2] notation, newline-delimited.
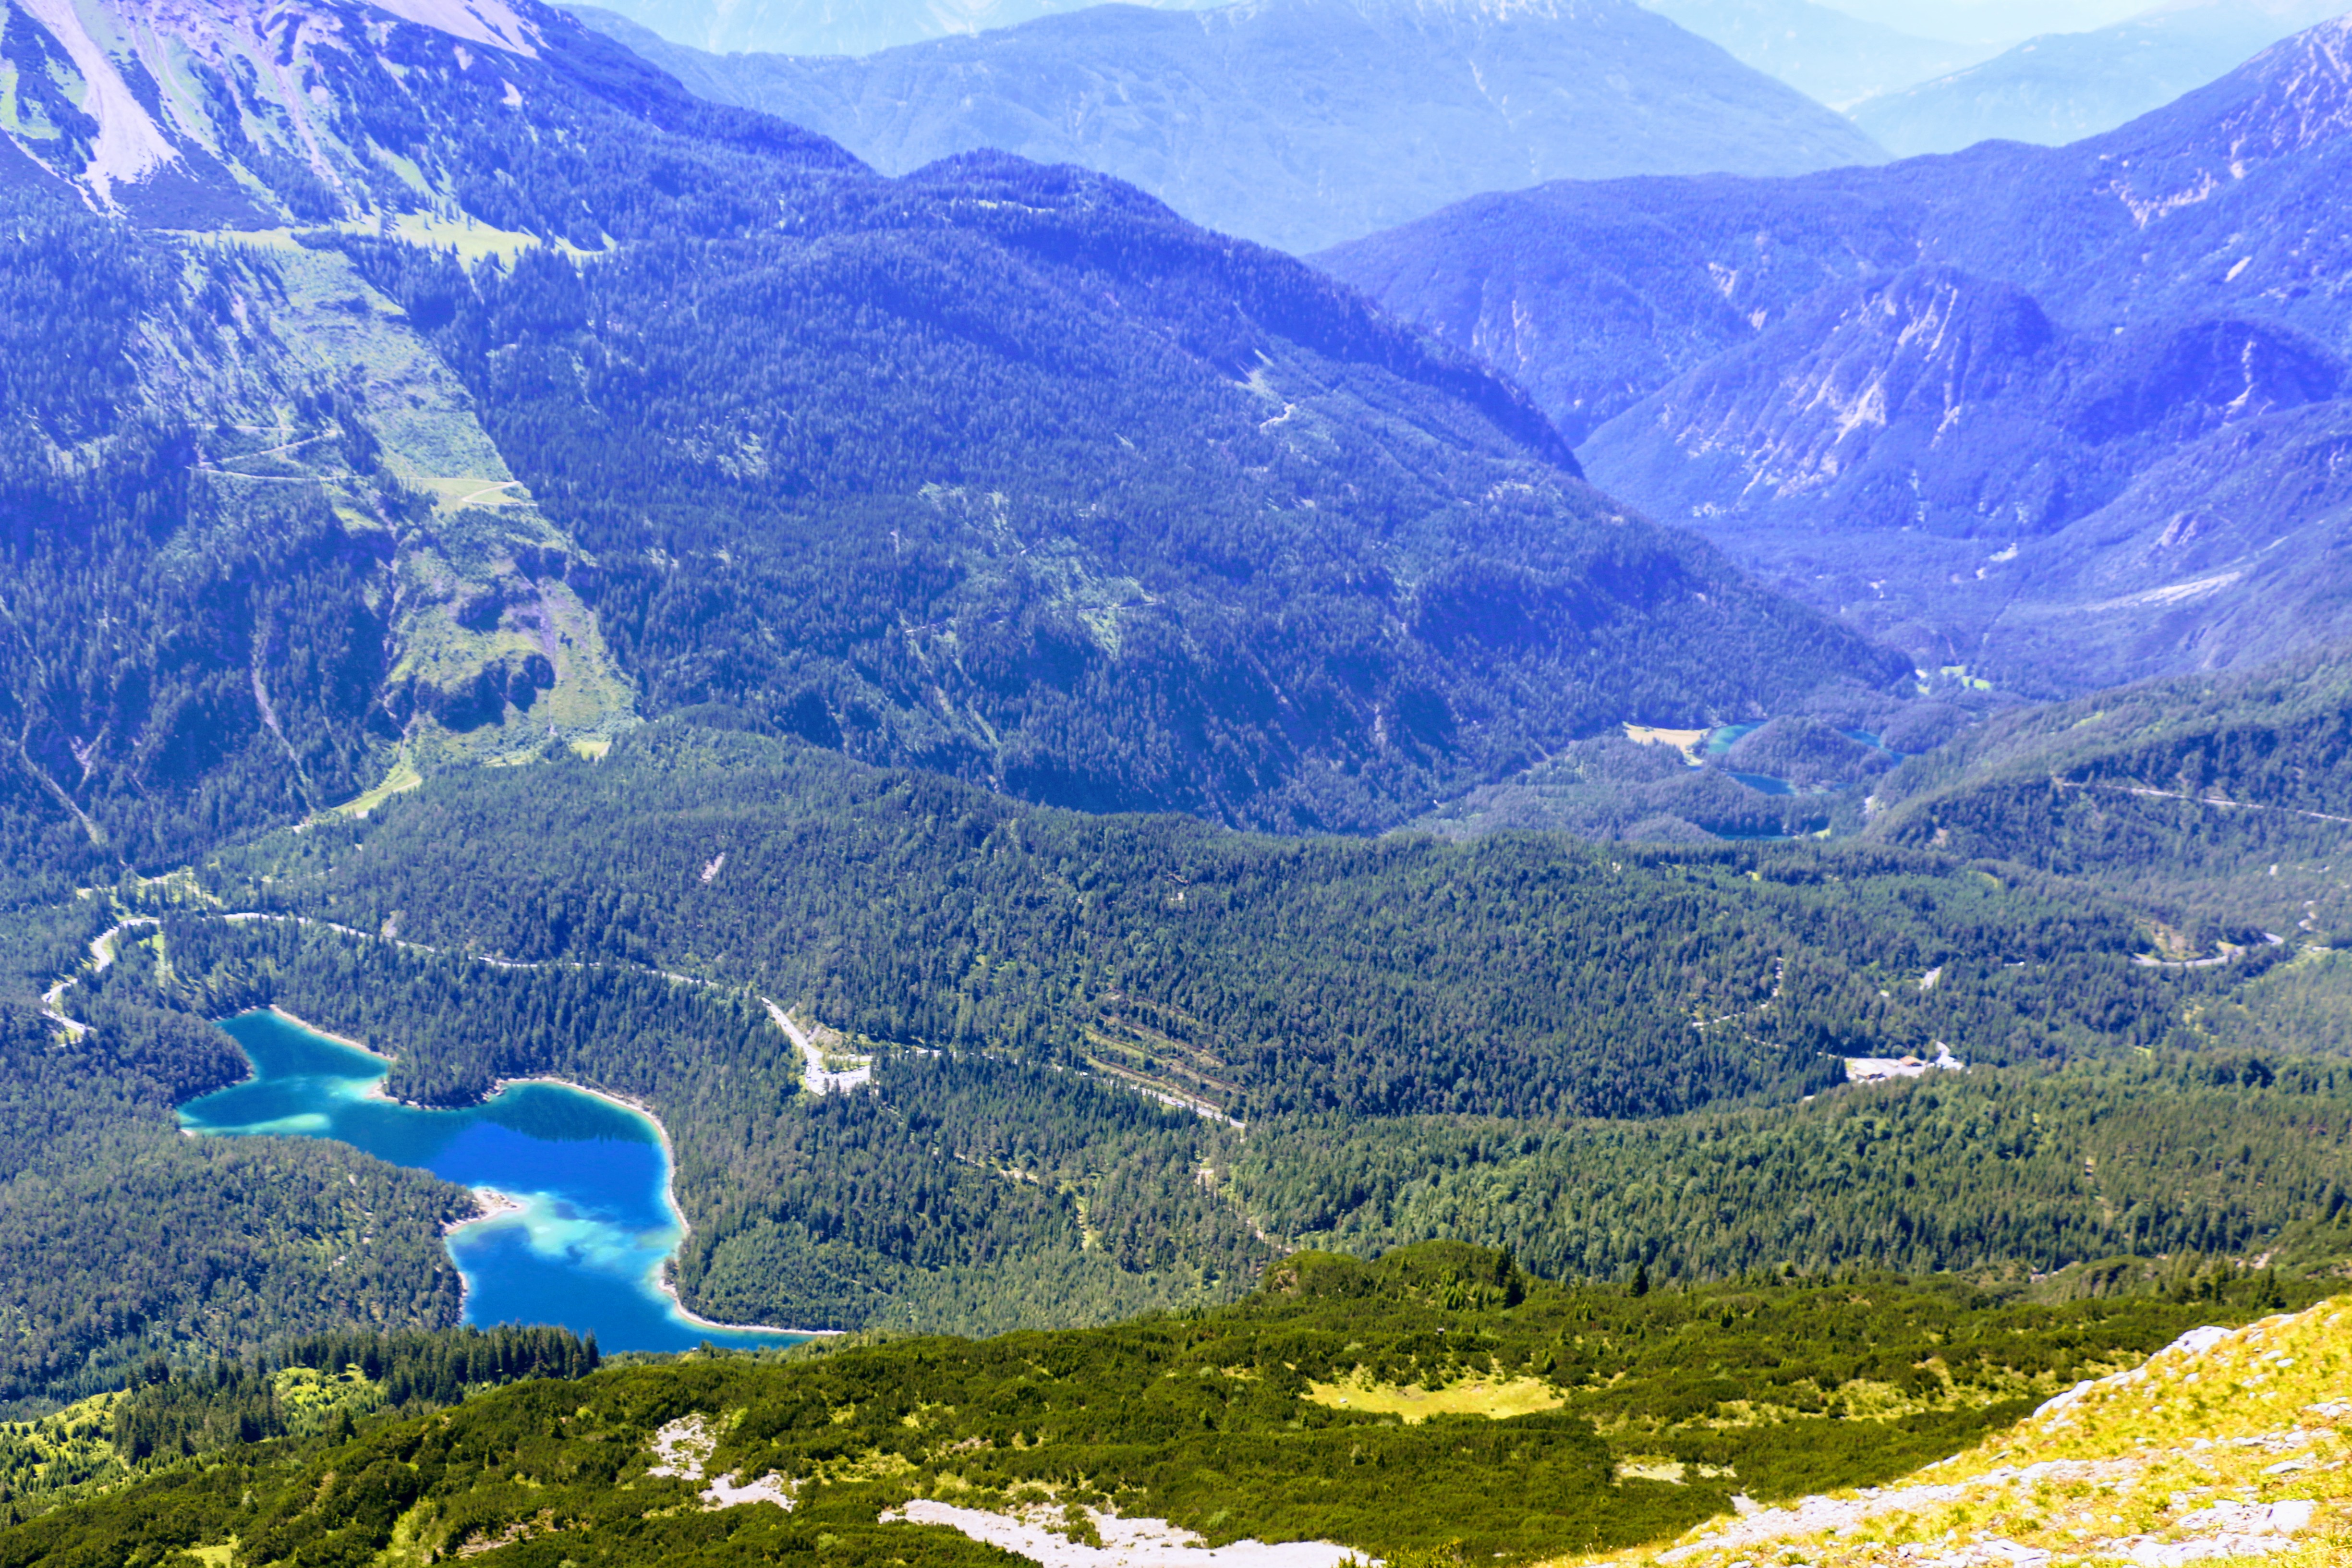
[1703, 722, 1761, 757]
[180, 1009, 812, 1354]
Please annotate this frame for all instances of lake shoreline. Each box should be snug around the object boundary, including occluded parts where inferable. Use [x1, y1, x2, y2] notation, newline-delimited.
[484, 1074, 837, 1342]
[268, 1003, 392, 1063]
[224, 1011, 832, 1345]
[448, 1186, 525, 1235]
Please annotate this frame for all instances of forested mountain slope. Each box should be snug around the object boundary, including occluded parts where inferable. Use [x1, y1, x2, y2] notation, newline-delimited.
[8, 702, 2346, 1402]
[1865, 642, 2352, 938]
[0, 0, 1903, 899]
[0, 1242, 2323, 1567]
[0, 998, 474, 1410]
[569, 0, 1888, 255]
[188, 721, 2201, 1123]
[19, 715, 2337, 1365]
[1319, 16, 2352, 693]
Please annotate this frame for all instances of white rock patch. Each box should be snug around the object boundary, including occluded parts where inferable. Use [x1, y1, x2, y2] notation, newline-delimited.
[882, 1501, 1360, 1568]
[646, 1413, 794, 1509]
[647, 1415, 717, 1479]
[702, 1471, 796, 1510]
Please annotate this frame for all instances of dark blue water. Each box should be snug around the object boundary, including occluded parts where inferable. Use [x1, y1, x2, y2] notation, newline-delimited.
[180, 1009, 812, 1353]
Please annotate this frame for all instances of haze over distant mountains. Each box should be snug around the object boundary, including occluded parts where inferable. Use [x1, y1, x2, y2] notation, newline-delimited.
[1640, 0, 1997, 110]
[1321, 16, 2352, 695]
[563, 0, 2158, 55]
[573, 0, 1888, 254]
[1817, 0, 2150, 42]
[1850, 0, 2352, 154]
[562, 0, 1206, 54]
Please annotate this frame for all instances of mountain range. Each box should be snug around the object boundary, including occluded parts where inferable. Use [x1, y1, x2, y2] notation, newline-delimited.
[1641, 0, 1997, 110]
[1, 8, 2351, 1563]
[1850, 0, 2352, 155]
[1321, 14, 2352, 694]
[562, 0, 1214, 55]
[0, 0, 1908, 899]
[569, 0, 1889, 255]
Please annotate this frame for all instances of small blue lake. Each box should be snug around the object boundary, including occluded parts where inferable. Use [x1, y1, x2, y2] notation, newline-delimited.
[1704, 723, 1761, 757]
[180, 1009, 812, 1354]
[1727, 770, 1797, 796]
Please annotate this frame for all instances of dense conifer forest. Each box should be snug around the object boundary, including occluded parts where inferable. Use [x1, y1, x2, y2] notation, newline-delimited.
[0, 712, 2325, 1394]
[1867, 644, 2352, 938]
[0, 197, 405, 899]
[0, 997, 473, 1412]
[190, 720, 2210, 1121]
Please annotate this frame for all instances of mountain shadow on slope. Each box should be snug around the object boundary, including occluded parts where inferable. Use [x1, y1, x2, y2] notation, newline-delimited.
[0, 0, 1904, 864]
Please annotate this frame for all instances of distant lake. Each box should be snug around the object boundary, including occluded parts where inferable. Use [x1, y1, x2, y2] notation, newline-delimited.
[181, 1008, 812, 1354]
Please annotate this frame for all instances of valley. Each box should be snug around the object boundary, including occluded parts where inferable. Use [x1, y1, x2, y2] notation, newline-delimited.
[0, 0, 2348, 1562]
[1321, 14, 2352, 694]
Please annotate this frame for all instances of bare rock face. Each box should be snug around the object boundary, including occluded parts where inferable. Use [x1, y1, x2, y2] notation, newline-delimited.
[1326, 15, 2352, 693]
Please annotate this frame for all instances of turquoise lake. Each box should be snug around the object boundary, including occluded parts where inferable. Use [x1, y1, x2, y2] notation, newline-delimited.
[180, 1009, 812, 1354]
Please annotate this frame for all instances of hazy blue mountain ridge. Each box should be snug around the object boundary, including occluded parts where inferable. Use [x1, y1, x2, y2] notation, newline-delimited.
[1851, 0, 2351, 156]
[569, 0, 1890, 253]
[1641, 0, 1995, 109]
[561, 0, 1224, 55]
[1321, 15, 2352, 691]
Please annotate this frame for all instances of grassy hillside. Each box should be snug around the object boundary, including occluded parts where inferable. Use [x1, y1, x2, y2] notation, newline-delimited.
[1584, 1291, 2350, 1566]
[0, 1244, 2315, 1566]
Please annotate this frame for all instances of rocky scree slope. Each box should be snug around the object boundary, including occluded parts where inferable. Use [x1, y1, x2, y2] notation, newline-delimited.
[1598, 1295, 2351, 1568]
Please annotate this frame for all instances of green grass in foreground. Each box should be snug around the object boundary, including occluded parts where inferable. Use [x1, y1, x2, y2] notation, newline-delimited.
[0, 1243, 2311, 1567]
